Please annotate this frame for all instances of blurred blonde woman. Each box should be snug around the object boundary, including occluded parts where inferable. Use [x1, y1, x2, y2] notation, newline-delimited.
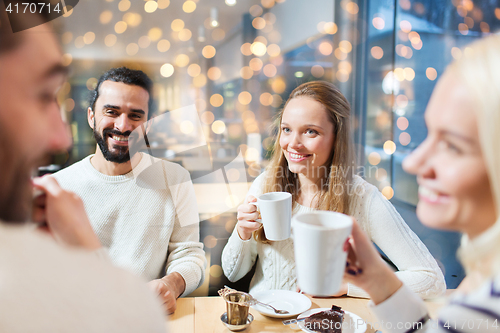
[344, 35, 500, 332]
[222, 81, 446, 298]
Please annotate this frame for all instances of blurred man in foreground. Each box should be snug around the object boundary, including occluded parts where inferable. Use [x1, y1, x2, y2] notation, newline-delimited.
[0, 2, 165, 331]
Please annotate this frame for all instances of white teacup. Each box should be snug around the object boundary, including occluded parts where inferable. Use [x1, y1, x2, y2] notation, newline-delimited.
[293, 211, 353, 296]
[251, 192, 292, 241]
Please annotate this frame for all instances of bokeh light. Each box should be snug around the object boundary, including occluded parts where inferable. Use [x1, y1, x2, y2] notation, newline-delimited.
[383, 140, 396, 155]
[267, 44, 281, 57]
[339, 40, 352, 53]
[399, 20, 412, 32]
[397, 117, 409, 131]
[118, 0, 131, 12]
[160, 63, 175, 77]
[319, 41, 333, 55]
[311, 65, 325, 78]
[260, 92, 273, 106]
[86, 77, 98, 90]
[201, 111, 214, 124]
[251, 42, 267, 56]
[371, 46, 384, 59]
[238, 91, 252, 105]
[426, 67, 438, 80]
[179, 29, 192, 41]
[144, 0, 158, 13]
[368, 152, 381, 165]
[114, 21, 127, 34]
[249, 5, 263, 17]
[126, 43, 139, 56]
[175, 54, 190, 67]
[193, 74, 207, 87]
[148, 27, 163, 41]
[100, 10, 113, 24]
[158, 0, 170, 9]
[382, 186, 394, 200]
[204, 235, 217, 249]
[373, 16, 385, 30]
[210, 94, 224, 107]
[240, 66, 253, 79]
[187, 64, 201, 77]
[240, 43, 252, 56]
[399, 132, 411, 146]
[207, 67, 222, 81]
[263, 64, 277, 77]
[272, 77, 286, 94]
[180, 120, 194, 134]
[105, 34, 117, 47]
[171, 19, 185, 32]
[202, 45, 216, 58]
[252, 17, 266, 30]
[157, 39, 171, 52]
[212, 120, 226, 134]
[183, 0, 196, 13]
[138, 36, 151, 48]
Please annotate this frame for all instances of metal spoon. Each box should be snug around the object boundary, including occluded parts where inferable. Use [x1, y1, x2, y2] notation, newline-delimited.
[223, 286, 289, 315]
[250, 298, 290, 315]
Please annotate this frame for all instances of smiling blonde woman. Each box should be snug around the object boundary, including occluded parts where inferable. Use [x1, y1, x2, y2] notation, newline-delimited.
[344, 35, 500, 332]
[221, 81, 446, 299]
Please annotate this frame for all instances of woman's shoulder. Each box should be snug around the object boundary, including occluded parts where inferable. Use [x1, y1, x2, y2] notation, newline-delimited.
[349, 175, 378, 199]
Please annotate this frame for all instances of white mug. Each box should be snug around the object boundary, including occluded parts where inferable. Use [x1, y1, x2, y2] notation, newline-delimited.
[251, 192, 292, 241]
[293, 211, 353, 296]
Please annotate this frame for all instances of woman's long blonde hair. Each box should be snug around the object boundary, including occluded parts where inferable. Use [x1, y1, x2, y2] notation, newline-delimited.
[450, 35, 500, 278]
[254, 81, 355, 242]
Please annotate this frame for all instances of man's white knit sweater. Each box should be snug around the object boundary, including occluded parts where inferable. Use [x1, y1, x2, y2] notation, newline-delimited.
[53, 153, 206, 296]
[222, 173, 446, 299]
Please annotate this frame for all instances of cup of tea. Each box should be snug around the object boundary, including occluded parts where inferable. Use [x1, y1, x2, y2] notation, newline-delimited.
[251, 192, 292, 241]
[293, 211, 353, 296]
[223, 291, 251, 325]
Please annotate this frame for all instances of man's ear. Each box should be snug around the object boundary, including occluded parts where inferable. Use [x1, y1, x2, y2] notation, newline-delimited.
[87, 107, 94, 129]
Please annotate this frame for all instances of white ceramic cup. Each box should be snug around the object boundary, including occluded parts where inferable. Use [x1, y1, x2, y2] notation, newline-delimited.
[250, 192, 292, 241]
[293, 211, 353, 296]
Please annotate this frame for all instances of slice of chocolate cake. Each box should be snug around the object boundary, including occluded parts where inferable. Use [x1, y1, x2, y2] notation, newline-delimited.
[304, 305, 344, 333]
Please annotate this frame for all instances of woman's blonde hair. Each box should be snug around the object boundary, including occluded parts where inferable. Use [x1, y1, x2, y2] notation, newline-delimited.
[450, 35, 500, 278]
[254, 81, 355, 242]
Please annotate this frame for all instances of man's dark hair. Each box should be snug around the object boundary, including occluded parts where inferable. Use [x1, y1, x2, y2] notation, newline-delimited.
[89, 67, 155, 120]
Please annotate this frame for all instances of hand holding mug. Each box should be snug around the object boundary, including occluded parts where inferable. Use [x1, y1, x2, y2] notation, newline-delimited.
[343, 219, 402, 305]
[32, 176, 101, 250]
[236, 195, 262, 240]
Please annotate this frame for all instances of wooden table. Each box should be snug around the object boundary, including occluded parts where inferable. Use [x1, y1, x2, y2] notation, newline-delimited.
[166, 295, 448, 333]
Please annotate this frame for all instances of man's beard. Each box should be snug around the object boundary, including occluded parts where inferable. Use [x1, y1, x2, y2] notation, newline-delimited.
[0, 134, 33, 222]
[93, 122, 132, 164]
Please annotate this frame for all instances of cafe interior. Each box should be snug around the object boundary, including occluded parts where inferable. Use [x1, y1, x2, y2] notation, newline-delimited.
[49, 0, 500, 300]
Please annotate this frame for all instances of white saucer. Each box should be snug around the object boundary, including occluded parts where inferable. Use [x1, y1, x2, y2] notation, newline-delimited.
[250, 290, 312, 318]
[297, 308, 367, 333]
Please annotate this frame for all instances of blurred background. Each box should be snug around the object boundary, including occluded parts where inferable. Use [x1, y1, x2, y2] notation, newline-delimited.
[51, 0, 500, 295]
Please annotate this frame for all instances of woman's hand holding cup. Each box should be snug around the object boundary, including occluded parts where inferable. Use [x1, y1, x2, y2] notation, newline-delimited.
[236, 195, 262, 240]
[343, 219, 402, 305]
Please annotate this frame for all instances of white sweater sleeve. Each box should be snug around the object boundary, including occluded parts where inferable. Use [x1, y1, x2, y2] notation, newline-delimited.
[221, 173, 264, 282]
[221, 229, 258, 282]
[348, 188, 446, 299]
